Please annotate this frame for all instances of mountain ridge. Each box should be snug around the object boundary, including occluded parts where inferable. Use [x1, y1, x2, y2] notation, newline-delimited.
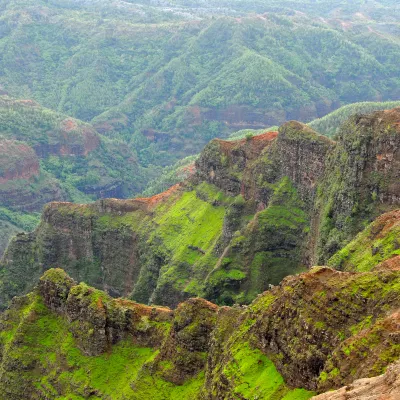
[1, 107, 399, 309]
[0, 264, 398, 399]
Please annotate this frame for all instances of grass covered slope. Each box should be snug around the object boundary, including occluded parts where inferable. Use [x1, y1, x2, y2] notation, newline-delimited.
[1, 267, 399, 399]
[0, 269, 312, 400]
[0, 182, 234, 308]
[2, 127, 321, 308]
[328, 210, 400, 272]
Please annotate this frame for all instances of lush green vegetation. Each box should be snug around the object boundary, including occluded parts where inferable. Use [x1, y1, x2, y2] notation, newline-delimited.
[0, 274, 317, 399]
[223, 342, 314, 399]
[0, 292, 201, 399]
[0, 0, 399, 171]
[138, 184, 232, 302]
[205, 177, 309, 305]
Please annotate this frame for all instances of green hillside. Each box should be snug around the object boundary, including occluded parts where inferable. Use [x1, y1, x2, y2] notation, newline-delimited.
[0, 0, 399, 170]
[0, 96, 155, 255]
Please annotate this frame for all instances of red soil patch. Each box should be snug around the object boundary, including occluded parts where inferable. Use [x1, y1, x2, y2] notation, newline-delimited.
[0, 140, 39, 183]
[181, 163, 196, 175]
[177, 297, 219, 312]
[18, 99, 39, 106]
[215, 131, 278, 158]
[381, 108, 400, 131]
[57, 120, 100, 156]
[374, 255, 400, 272]
[252, 131, 279, 142]
[96, 297, 105, 311]
[61, 118, 78, 132]
[369, 210, 400, 240]
[134, 183, 182, 208]
[114, 298, 171, 317]
[82, 128, 100, 155]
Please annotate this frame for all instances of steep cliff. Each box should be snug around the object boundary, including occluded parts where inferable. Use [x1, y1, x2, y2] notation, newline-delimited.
[1, 108, 399, 309]
[315, 108, 400, 262]
[311, 360, 400, 400]
[0, 267, 398, 399]
[328, 209, 400, 272]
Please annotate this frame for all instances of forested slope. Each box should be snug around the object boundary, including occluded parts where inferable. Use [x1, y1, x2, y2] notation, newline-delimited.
[1, 0, 400, 169]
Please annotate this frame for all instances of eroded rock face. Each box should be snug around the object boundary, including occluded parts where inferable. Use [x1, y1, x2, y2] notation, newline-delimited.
[252, 267, 400, 391]
[195, 131, 279, 197]
[271, 121, 334, 205]
[155, 298, 218, 384]
[312, 360, 400, 400]
[315, 108, 400, 262]
[38, 269, 173, 355]
[0, 139, 64, 211]
[195, 123, 333, 208]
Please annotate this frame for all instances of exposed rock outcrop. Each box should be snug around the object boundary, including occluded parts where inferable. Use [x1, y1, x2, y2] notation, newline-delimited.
[0, 139, 39, 184]
[312, 360, 400, 400]
[315, 108, 400, 262]
[0, 268, 398, 399]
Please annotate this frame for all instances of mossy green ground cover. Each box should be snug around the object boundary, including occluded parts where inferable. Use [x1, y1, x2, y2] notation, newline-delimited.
[225, 343, 314, 400]
[154, 189, 226, 265]
[328, 216, 400, 271]
[0, 288, 315, 399]
[0, 294, 152, 398]
[149, 185, 230, 296]
[0, 293, 205, 399]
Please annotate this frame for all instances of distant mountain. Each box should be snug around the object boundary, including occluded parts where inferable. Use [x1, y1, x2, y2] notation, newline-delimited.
[0, 95, 153, 255]
[1, 0, 399, 256]
[0, 0, 399, 169]
[309, 100, 400, 137]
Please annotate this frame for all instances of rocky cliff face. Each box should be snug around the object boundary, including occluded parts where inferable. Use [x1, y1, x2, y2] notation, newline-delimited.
[1, 108, 400, 309]
[315, 108, 400, 262]
[311, 360, 400, 400]
[0, 267, 398, 399]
